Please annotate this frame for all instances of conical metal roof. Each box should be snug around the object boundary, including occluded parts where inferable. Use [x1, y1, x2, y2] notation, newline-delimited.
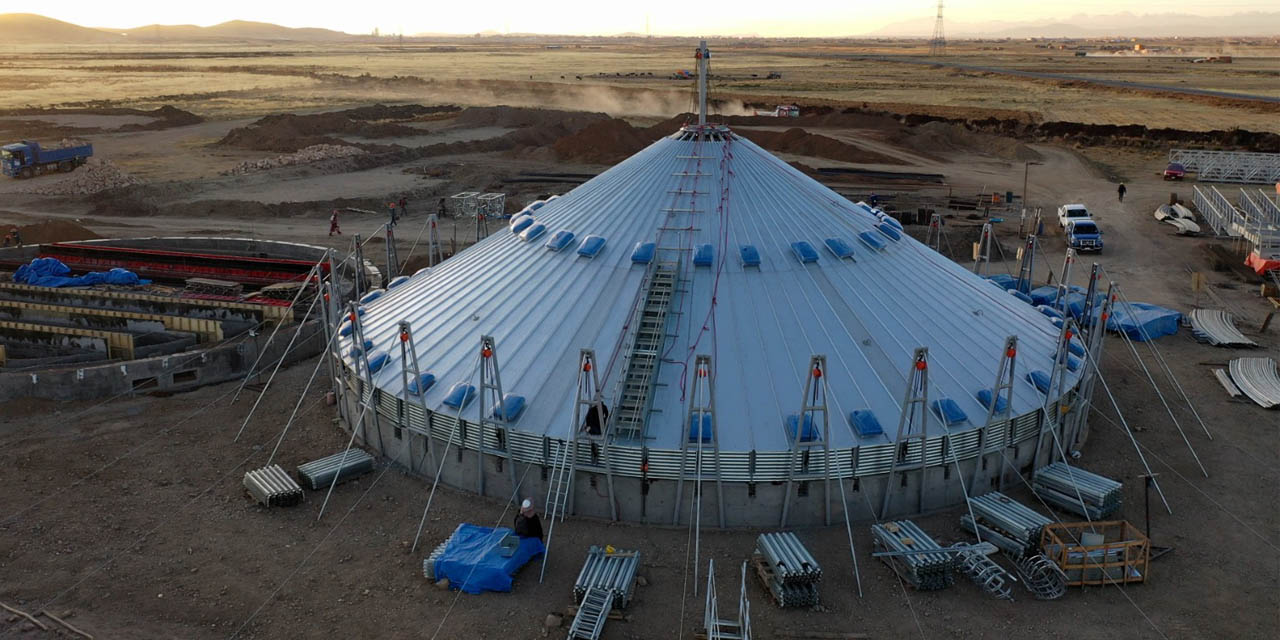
[345, 125, 1077, 454]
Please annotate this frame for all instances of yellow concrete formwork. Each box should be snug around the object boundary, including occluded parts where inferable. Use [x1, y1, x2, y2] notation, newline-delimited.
[0, 300, 224, 343]
[0, 282, 292, 325]
[0, 320, 135, 360]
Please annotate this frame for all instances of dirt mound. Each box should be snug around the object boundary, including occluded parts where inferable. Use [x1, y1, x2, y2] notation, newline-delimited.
[216, 111, 422, 153]
[892, 121, 1042, 162]
[451, 106, 610, 131]
[737, 128, 906, 165]
[22, 159, 141, 196]
[553, 119, 660, 164]
[16, 220, 101, 244]
[221, 144, 366, 176]
[339, 104, 459, 121]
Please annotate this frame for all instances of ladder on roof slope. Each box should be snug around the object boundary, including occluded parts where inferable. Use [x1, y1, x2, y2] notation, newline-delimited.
[568, 586, 614, 640]
[611, 262, 679, 440]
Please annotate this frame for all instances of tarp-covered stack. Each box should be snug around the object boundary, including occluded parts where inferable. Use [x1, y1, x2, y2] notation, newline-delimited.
[429, 523, 545, 594]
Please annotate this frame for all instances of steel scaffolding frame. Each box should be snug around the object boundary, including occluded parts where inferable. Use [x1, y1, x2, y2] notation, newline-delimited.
[1170, 149, 1280, 185]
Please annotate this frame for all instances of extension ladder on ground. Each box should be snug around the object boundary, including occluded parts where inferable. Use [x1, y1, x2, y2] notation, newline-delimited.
[704, 559, 751, 640]
[539, 438, 574, 583]
[612, 262, 678, 439]
[569, 586, 615, 640]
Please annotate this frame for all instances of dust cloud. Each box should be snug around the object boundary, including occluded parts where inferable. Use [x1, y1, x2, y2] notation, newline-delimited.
[415, 79, 753, 119]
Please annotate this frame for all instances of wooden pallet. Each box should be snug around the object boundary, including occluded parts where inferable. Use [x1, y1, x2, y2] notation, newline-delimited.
[749, 553, 782, 608]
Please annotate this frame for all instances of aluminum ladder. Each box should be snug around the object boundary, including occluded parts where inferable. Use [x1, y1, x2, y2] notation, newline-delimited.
[703, 559, 751, 640]
[539, 437, 573, 583]
[611, 262, 678, 439]
[569, 586, 614, 640]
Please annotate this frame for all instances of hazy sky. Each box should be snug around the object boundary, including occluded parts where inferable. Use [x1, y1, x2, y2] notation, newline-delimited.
[39, 1, 1279, 37]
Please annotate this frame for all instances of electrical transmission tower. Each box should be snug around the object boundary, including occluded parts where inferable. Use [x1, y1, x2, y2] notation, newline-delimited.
[929, 1, 946, 57]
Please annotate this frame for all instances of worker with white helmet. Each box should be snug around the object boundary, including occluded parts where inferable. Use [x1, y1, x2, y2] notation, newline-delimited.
[514, 498, 544, 541]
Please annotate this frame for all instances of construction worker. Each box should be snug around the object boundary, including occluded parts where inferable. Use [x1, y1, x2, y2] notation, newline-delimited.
[1117, 183, 1127, 203]
[328, 210, 342, 236]
[9, 228, 20, 247]
[398, 196, 408, 218]
[438, 198, 448, 218]
[387, 202, 398, 227]
[869, 192, 879, 208]
[514, 499, 544, 541]
[2, 231, 10, 248]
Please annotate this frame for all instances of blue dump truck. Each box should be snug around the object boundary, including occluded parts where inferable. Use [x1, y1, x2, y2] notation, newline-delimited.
[1, 140, 94, 179]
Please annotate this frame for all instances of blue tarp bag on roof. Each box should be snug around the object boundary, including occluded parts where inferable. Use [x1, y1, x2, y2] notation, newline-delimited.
[785, 414, 820, 442]
[689, 413, 713, 442]
[432, 523, 545, 594]
[1036, 305, 1064, 320]
[876, 222, 901, 241]
[849, 410, 883, 437]
[976, 389, 1008, 414]
[443, 382, 476, 409]
[545, 229, 576, 252]
[407, 373, 436, 395]
[1009, 289, 1034, 305]
[339, 321, 354, 337]
[791, 241, 819, 263]
[349, 339, 373, 359]
[984, 274, 1017, 290]
[360, 289, 384, 304]
[577, 235, 606, 258]
[857, 231, 886, 251]
[366, 351, 390, 373]
[1026, 370, 1052, 393]
[1029, 286, 1060, 306]
[739, 245, 761, 267]
[694, 243, 714, 267]
[387, 275, 410, 289]
[520, 222, 547, 242]
[824, 238, 855, 259]
[931, 398, 968, 426]
[631, 242, 656, 264]
[492, 394, 527, 421]
[1104, 302, 1180, 341]
[511, 216, 534, 233]
[13, 258, 150, 288]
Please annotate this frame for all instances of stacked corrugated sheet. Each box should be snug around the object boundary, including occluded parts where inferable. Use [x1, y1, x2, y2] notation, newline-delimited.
[1032, 463, 1122, 519]
[296, 449, 375, 490]
[421, 529, 460, 581]
[1228, 357, 1280, 409]
[243, 464, 303, 507]
[1188, 309, 1257, 347]
[1214, 369, 1244, 398]
[573, 546, 640, 610]
[871, 520, 957, 591]
[756, 532, 821, 607]
[960, 491, 1053, 558]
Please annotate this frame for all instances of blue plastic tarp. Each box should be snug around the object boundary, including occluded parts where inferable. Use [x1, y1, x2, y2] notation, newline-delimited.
[433, 524, 545, 594]
[13, 257, 150, 288]
[1103, 302, 1181, 341]
[848, 409, 883, 437]
[984, 274, 1017, 290]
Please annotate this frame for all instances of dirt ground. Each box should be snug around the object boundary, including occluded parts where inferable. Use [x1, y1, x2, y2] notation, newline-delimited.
[1, 43, 1279, 639]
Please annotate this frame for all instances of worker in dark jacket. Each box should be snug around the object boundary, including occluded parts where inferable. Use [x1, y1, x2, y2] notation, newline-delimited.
[514, 499, 544, 541]
[1117, 183, 1127, 202]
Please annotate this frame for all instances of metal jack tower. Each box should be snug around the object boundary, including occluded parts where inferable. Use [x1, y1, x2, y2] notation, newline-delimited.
[1015, 234, 1037, 294]
[781, 355, 833, 528]
[478, 335, 519, 494]
[674, 355, 725, 528]
[925, 213, 945, 254]
[929, 1, 946, 57]
[384, 223, 399, 280]
[881, 348, 930, 519]
[423, 214, 443, 267]
[398, 322, 440, 474]
[972, 222, 993, 275]
[1032, 318, 1079, 470]
[973, 336, 1017, 491]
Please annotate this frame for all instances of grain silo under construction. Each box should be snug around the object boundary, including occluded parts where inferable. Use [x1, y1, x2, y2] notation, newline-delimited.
[330, 43, 1092, 528]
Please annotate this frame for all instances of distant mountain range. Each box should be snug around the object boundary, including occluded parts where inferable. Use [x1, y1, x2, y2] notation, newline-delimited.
[0, 13, 357, 43]
[869, 12, 1280, 38]
[2, 11, 1277, 43]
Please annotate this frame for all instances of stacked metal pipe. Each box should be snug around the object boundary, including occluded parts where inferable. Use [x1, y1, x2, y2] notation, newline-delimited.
[1228, 357, 1280, 409]
[964, 492, 1053, 558]
[1032, 463, 1122, 519]
[871, 520, 957, 591]
[573, 546, 640, 610]
[243, 464, 303, 507]
[296, 449, 375, 490]
[756, 532, 822, 586]
[1188, 309, 1257, 347]
[421, 530, 459, 581]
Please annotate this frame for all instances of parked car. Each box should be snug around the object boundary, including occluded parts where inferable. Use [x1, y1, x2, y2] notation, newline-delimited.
[1056, 203, 1092, 228]
[1163, 162, 1186, 180]
[1065, 220, 1104, 253]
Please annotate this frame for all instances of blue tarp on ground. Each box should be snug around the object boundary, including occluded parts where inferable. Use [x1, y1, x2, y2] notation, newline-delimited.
[12, 257, 149, 288]
[1102, 302, 1181, 341]
[983, 274, 1017, 290]
[433, 523, 545, 594]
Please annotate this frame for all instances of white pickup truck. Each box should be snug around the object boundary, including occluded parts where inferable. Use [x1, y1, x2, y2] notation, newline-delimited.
[1057, 203, 1092, 228]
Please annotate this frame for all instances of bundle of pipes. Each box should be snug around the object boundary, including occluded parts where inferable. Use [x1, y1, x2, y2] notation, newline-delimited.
[950, 543, 1014, 600]
[572, 546, 640, 610]
[1187, 309, 1257, 347]
[1228, 357, 1280, 409]
[763, 575, 820, 608]
[296, 449, 375, 490]
[963, 491, 1053, 558]
[243, 464, 303, 507]
[421, 530, 460, 581]
[871, 520, 957, 591]
[756, 532, 822, 586]
[1032, 463, 1122, 519]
